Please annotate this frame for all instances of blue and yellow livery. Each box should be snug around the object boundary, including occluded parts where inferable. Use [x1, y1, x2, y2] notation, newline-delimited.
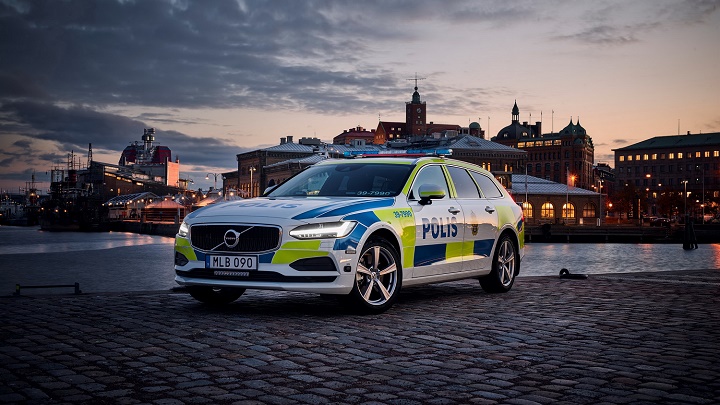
[174, 156, 525, 314]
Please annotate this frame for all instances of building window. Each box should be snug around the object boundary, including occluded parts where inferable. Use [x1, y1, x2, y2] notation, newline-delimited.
[678, 152, 683, 159]
[628, 155, 633, 161]
[522, 202, 533, 218]
[541, 202, 554, 218]
[643, 154, 649, 160]
[714, 151, 719, 157]
[619, 156, 625, 162]
[635, 155, 641, 161]
[583, 203, 596, 218]
[651, 154, 657, 160]
[562, 203, 575, 219]
[660, 154, 665, 159]
[696, 152, 701, 158]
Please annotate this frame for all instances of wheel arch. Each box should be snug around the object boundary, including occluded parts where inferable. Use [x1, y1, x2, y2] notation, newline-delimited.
[498, 227, 521, 271]
[365, 227, 402, 260]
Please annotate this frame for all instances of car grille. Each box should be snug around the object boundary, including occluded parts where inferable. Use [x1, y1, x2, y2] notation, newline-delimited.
[190, 224, 281, 253]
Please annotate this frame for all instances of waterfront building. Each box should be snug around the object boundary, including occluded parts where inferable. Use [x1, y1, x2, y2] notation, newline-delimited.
[509, 174, 602, 226]
[491, 102, 596, 191]
[613, 131, 720, 221]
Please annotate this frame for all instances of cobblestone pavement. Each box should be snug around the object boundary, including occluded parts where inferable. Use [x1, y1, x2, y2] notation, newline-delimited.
[2, 270, 719, 404]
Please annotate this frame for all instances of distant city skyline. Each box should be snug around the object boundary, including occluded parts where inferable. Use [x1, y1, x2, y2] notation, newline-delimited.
[1, 0, 718, 192]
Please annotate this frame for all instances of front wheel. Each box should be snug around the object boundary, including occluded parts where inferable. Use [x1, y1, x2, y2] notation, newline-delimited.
[346, 238, 402, 314]
[188, 286, 245, 305]
[480, 234, 518, 293]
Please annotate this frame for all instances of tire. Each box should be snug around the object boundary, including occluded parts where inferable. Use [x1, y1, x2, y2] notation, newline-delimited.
[346, 238, 402, 314]
[480, 234, 518, 293]
[188, 286, 245, 305]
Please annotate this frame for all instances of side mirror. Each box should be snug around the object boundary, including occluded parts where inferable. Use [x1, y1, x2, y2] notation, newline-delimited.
[262, 184, 278, 196]
[417, 184, 446, 205]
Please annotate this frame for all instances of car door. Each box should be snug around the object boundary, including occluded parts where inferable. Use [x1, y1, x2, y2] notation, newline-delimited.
[446, 167, 499, 271]
[407, 164, 465, 278]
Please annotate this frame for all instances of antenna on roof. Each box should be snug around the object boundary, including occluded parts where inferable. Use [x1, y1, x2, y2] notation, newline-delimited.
[406, 72, 426, 89]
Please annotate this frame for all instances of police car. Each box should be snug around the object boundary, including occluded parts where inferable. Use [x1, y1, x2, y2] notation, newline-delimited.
[174, 152, 524, 313]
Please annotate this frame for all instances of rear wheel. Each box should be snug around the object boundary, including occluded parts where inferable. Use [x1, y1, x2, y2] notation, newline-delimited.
[188, 286, 245, 305]
[480, 234, 518, 293]
[346, 238, 402, 314]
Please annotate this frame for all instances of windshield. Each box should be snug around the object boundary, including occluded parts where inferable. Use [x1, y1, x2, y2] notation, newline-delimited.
[266, 163, 413, 197]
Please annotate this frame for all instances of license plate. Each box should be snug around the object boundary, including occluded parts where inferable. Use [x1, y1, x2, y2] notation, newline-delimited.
[206, 255, 258, 270]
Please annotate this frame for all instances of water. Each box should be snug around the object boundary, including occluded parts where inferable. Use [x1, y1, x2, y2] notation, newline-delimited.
[1, 226, 719, 295]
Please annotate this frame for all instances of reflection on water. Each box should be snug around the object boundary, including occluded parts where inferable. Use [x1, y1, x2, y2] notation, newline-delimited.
[0, 226, 173, 254]
[522, 242, 720, 277]
[1, 226, 718, 294]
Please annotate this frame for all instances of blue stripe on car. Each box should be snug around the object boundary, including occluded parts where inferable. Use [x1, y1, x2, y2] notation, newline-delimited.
[474, 239, 495, 257]
[414, 243, 447, 267]
[316, 198, 395, 218]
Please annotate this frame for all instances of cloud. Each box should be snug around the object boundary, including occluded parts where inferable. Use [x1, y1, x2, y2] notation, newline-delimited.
[0, 101, 246, 169]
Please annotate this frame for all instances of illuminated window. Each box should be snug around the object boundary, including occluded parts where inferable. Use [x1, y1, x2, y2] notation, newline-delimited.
[669, 153, 675, 159]
[635, 155, 641, 161]
[678, 152, 683, 159]
[522, 202, 533, 218]
[651, 154, 657, 160]
[541, 202, 554, 218]
[643, 154, 649, 160]
[619, 156, 625, 162]
[696, 152, 701, 158]
[705, 151, 710, 158]
[628, 155, 633, 161]
[714, 151, 719, 157]
[562, 203, 575, 219]
[583, 203, 596, 218]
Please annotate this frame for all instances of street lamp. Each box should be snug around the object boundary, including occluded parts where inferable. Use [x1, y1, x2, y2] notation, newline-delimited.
[565, 174, 575, 223]
[249, 166, 256, 198]
[683, 180, 688, 220]
[206, 173, 221, 190]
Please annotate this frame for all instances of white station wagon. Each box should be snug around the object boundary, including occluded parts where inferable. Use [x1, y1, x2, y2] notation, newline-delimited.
[175, 154, 525, 313]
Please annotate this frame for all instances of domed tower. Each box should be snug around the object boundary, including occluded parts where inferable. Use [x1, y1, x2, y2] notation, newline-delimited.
[494, 100, 530, 142]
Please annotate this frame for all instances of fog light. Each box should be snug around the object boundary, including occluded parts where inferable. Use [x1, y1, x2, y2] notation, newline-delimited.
[175, 251, 189, 266]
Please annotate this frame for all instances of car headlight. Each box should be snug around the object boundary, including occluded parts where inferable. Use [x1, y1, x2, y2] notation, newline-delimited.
[289, 221, 357, 239]
[178, 221, 190, 238]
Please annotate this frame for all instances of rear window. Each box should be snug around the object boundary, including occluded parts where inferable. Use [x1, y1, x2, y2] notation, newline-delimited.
[470, 171, 504, 198]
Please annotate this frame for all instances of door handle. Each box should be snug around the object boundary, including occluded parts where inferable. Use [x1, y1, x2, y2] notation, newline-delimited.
[485, 206, 495, 213]
[448, 207, 460, 215]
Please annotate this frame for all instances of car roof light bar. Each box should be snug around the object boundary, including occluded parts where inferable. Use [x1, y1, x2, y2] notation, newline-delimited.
[342, 148, 452, 159]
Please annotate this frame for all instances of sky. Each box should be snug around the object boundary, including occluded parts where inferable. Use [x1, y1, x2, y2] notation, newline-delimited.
[1, 0, 719, 193]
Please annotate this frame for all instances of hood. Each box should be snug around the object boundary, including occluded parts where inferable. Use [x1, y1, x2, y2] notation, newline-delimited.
[185, 196, 396, 223]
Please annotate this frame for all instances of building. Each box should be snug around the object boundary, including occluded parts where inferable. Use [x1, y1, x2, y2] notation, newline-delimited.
[373, 85, 484, 144]
[333, 126, 376, 145]
[613, 131, 720, 220]
[227, 136, 324, 198]
[492, 101, 595, 190]
[509, 174, 603, 225]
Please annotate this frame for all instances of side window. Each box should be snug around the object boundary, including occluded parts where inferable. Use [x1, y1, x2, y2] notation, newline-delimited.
[409, 165, 449, 200]
[447, 166, 480, 198]
[470, 171, 503, 199]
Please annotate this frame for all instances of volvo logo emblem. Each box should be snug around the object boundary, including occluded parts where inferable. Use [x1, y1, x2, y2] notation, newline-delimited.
[224, 229, 241, 248]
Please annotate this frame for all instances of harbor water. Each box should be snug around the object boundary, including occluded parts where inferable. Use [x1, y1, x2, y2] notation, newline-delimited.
[1, 226, 719, 295]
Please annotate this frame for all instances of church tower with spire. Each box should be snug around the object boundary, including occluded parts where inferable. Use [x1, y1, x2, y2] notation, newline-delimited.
[405, 85, 427, 137]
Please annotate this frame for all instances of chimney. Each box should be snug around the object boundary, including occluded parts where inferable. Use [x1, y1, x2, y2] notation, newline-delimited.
[280, 137, 286, 144]
[687, 131, 691, 135]
[287, 136, 293, 143]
